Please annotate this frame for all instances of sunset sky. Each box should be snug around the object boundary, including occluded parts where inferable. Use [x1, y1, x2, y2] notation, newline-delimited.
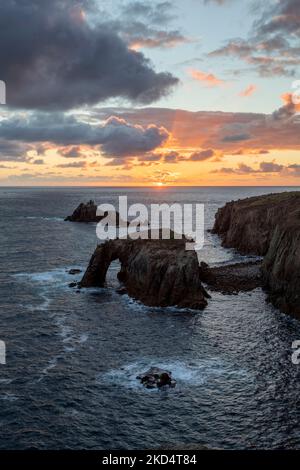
[0, 0, 299, 186]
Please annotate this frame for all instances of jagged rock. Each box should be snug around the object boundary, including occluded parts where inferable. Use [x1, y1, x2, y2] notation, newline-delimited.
[137, 367, 176, 389]
[80, 237, 210, 309]
[68, 282, 78, 288]
[212, 192, 300, 317]
[65, 200, 124, 224]
[65, 200, 99, 222]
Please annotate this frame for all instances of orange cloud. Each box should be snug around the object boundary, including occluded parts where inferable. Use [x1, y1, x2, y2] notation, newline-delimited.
[281, 92, 300, 112]
[189, 69, 224, 87]
[129, 36, 188, 51]
[239, 84, 257, 97]
[110, 95, 300, 153]
[150, 170, 180, 185]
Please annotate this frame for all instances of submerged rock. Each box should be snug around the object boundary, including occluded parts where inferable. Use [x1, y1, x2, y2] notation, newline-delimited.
[116, 286, 127, 296]
[80, 237, 210, 309]
[137, 367, 176, 389]
[68, 281, 78, 288]
[212, 191, 300, 317]
[68, 268, 82, 275]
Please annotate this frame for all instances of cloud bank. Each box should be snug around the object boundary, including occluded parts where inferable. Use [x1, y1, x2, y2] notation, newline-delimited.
[0, 113, 170, 159]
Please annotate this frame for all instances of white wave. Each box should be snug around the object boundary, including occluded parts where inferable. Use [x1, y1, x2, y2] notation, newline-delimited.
[79, 333, 89, 344]
[27, 294, 51, 312]
[97, 357, 250, 390]
[120, 294, 203, 314]
[14, 266, 84, 312]
[0, 378, 13, 385]
[14, 267, 90, 355]
[14, 266, 83, 285]
[41, 356, 59, 374]
[0, 392, 18, 401]
[37, 356, 60, 382]
[54, 314, 89, 351]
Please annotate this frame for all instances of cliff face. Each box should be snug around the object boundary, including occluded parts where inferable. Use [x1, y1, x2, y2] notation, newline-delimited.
[80, 238, 210, 310]
[212, 192, 300, 317]
[262, 216, 300, 316]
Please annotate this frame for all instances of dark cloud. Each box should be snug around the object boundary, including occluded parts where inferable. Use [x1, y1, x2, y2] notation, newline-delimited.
[232, 148, 269, 155]
[212, 161, 285, 174]
[0, 0, 178, 110]
[163, 151, 183, 163]
[0, 140, 31, 161]
[288, 164, 300, 176]
[106, 148, 218, 167]
[104, 148, 219, 167]
[31, 159, 44, 165]
[138, 153, 162, 162]
[56, 161, 86, 168]
[209, 0, 300, 77]
[210, 39, 299, 77]
[0, 113, 169, 157]
[259, 161, 284, 173]
[121, 1, 175, 25]
[255, 0, 300, 37]
[119, 21, 189, 49]
[58, 146, 85, 159]
[222, 134, 251, 142]
[188, 149, 215, 161]
[110, 1, 188, 49]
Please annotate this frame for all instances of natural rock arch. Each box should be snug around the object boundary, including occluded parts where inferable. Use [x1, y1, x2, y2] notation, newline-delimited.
[80, 238, 210, 309]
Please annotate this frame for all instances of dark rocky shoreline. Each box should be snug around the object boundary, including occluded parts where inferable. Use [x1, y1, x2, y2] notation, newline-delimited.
[204, 260, 262, 295]
[212, 191, 300, 317]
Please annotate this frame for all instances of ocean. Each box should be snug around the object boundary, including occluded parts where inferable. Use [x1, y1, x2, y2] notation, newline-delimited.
[0, 186, 300, 449]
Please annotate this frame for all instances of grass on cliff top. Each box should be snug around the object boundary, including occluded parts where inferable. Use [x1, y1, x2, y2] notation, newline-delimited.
[236, 191, 300, 207]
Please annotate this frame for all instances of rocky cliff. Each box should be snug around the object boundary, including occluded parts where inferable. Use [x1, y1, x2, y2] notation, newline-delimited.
[212, 192, 300, 317]
[80, 238, 210, 309]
